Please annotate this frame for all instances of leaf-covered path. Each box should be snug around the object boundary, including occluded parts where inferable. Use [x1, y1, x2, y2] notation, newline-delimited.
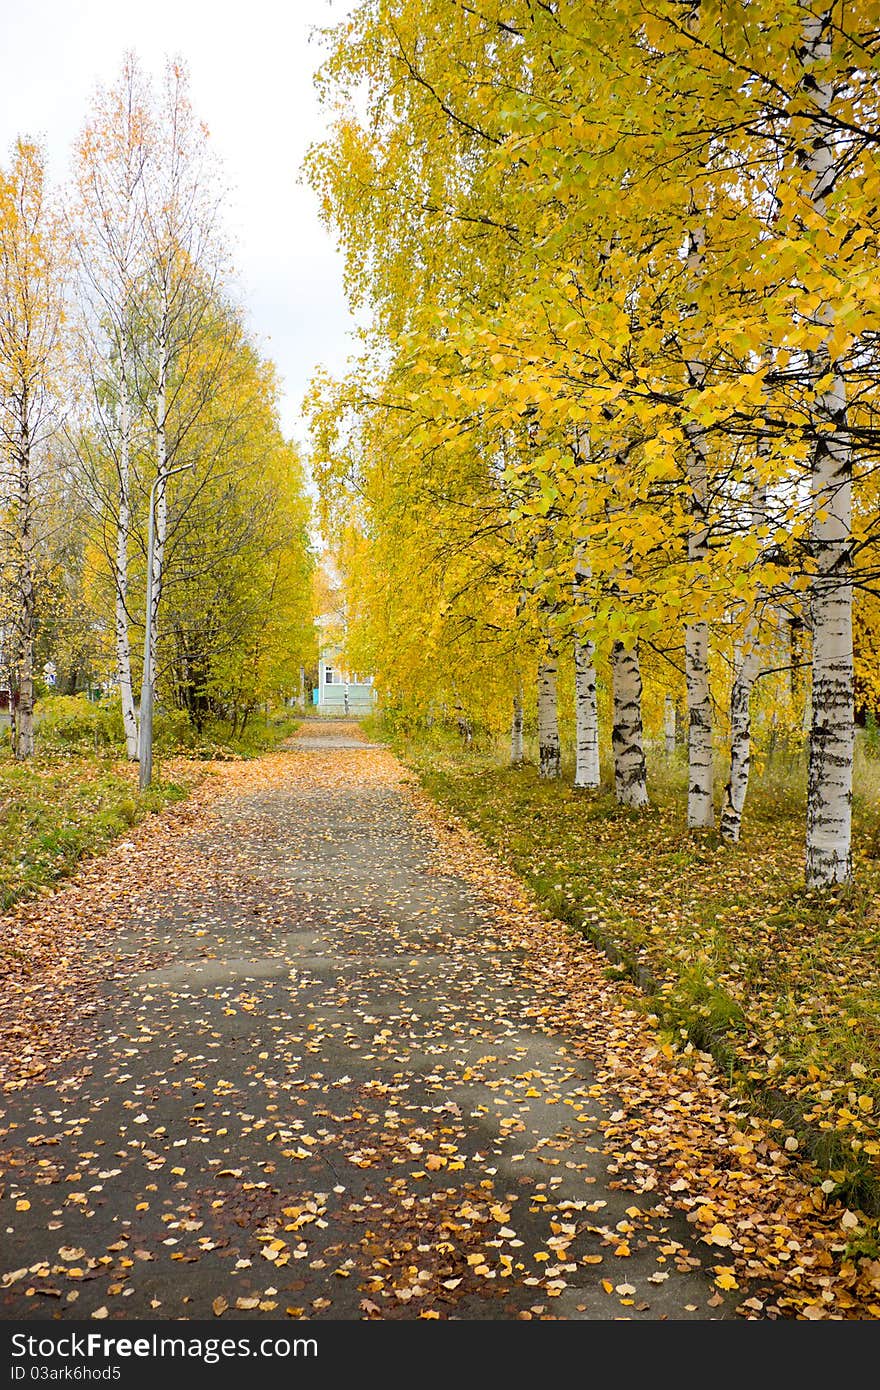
[0, 724, 864, 1320]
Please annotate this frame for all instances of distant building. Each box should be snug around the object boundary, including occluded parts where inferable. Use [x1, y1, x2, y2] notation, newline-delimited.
[313, 619, 377, 716]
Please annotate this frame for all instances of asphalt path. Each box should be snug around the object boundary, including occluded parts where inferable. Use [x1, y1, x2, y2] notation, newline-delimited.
[0, 722, 735, 1321]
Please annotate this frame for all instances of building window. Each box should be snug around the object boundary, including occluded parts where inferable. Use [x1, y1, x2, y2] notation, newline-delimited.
[324, 667, 334, 684]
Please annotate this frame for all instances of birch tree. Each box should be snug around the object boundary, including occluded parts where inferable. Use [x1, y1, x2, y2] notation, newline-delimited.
[510, 674, 524, 765]
[800, 6, 854, 887]
[0, 141, 64, 759]
[682, 219, 715, 829]
[70, 55, 152, 758]
[720, 477, 768, 844]
[306, 0, 880, 884]
[536, 640, 561, 779]
[610, 641, 649, 808]
[573, 637, 600, 788]
[136, 62, 227, 697]
[573, 428, 600, 789]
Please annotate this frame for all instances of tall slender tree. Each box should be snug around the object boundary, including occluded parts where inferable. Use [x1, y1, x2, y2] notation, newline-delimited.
[0, 140, 65, 758]
[70, 54, 152, 758]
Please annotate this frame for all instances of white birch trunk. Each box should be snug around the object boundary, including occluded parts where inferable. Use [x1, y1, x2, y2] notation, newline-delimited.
[149, 324, 168, 690]
[720, 477, 767, 844]
[15, 610, 35, 760]
[510, 675, 524, 765]
[719, 635, 760, 844]
[572, 424, 600, 789]
[537, 647, 560, 779]
[664, 695, 676, 755]
[115, 572, 138, 757]
[115, 351, 139, 759]
[802, 8, 854, 888]
[611, 640, 648, 807]
[806, 390, 852, 885]
[574, 639, 600, 788]
[685, 614, 714, 827]
[683, 221, 714, 830]
[14, 402, 35, 760]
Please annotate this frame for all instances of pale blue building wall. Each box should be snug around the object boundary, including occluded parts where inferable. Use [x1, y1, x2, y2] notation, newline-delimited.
[314, 644, 377, 716]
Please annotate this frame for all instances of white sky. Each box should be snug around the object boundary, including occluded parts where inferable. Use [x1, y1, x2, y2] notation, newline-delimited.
[0, 0, 358, 442]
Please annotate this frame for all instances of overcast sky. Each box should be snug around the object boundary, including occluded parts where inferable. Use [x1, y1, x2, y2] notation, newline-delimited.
[0, 0, 358, 441]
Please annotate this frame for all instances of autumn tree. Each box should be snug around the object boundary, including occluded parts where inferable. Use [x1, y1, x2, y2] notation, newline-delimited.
[69, 54, 153, 757]
[69, 57, 280, 778]
[159, 336, 315, 730]
[306, 0, 880, 888]
[0, 140, 65, 758]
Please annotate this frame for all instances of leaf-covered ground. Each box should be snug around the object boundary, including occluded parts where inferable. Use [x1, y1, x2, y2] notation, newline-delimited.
[1, 723, 878, 1319]
[400, 737, 880, 1219]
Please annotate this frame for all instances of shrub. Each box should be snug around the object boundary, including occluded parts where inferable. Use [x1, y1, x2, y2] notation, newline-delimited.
[153, 707, 196, 752]
[35, 695, 123, 751]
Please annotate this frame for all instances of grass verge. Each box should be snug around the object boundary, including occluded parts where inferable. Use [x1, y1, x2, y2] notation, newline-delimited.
[386, 721, 880, 1217]
[0, 754, 189, 923]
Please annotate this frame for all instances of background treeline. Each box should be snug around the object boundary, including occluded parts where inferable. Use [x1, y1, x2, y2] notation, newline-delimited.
[306, 0, 880, 889]
[0, 55, 314, 761]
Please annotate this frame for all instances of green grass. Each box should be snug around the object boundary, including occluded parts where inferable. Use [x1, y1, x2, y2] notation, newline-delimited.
[385, 719, 880, 1209]
[0, 752, 188, 921]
